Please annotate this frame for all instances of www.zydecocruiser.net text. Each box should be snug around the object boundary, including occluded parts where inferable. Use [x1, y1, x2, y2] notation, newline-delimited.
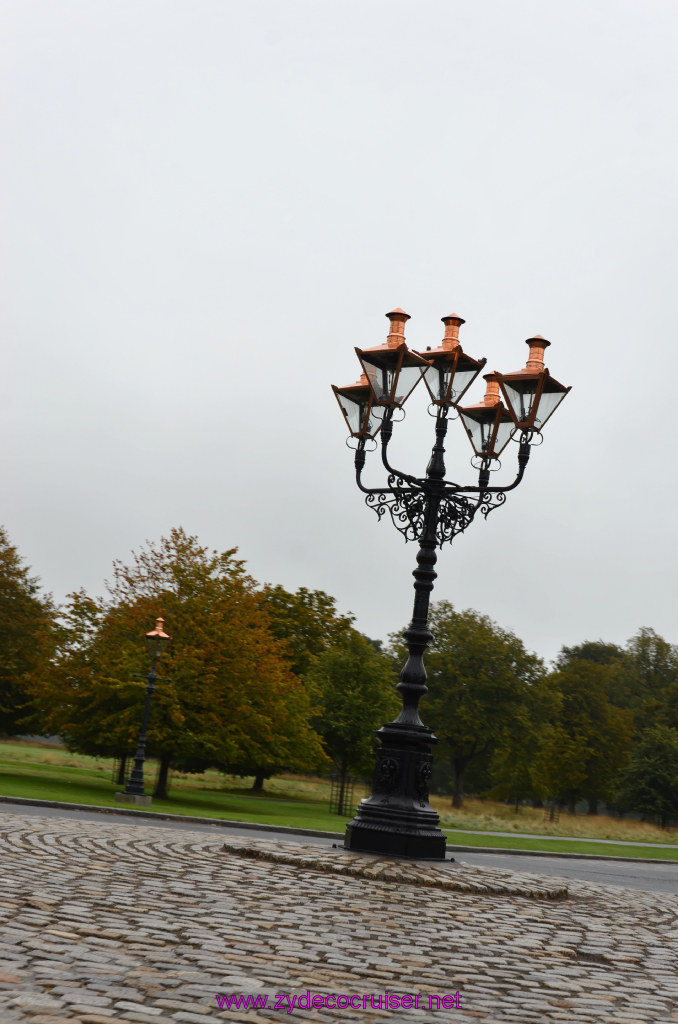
[215, 990, 463, 1013]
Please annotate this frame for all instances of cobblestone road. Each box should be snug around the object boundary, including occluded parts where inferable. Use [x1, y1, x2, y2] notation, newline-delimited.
[1, 812, 677, 1023]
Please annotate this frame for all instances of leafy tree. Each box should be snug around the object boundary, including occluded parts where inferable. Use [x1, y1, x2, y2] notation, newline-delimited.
[35, 529, 326, 796]
[258, 585, 355, 678]
[558, 640, 626, 666]
[0, 527, 55, 735]
[624, 627, 678, 730]
[536, 659, 633, 813]
[306, 630, 399, 814]
[488, 673, 560, 810]
[391, 601, 544, 808]
[618, 725, 678, 827]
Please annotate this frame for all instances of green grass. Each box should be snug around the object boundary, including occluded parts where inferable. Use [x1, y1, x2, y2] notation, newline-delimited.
[2, 740, 677, 859]
[442, 829, 678, 861]
[0, 741, 352, 831]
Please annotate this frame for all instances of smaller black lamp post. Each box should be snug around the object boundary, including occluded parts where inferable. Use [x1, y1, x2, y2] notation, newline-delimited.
[123, 617, 172, 802]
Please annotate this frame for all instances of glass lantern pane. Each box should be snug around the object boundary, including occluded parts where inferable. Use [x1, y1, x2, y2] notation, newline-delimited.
[449, 367, 478, 404]
[361, 358, 396, 401]
[432, 367, 452, 402]
[502, 378, 538, 425]
[340, 393, 370, 434]
[393, 362, 428, 405]
[493, 416, 515, 455]
[533, 382, 568, 429]
[460, 411, 493, 456]
[449, 352, 484, 404]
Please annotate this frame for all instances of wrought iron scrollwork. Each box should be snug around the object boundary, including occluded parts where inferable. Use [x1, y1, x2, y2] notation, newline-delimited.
[355, 410, 533, 547]
[479, 489, 507, 520]
[365, 488, 426, 542]
[436, 492, 478, 545]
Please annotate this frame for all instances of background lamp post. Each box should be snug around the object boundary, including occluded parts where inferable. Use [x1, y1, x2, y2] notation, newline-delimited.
[122, 617, 172, 803]
[332, 310, 570, 860]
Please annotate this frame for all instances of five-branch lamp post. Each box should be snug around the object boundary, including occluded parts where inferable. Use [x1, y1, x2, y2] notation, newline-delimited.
[332, 309, 570, 859]
[123, 617, 172, 802]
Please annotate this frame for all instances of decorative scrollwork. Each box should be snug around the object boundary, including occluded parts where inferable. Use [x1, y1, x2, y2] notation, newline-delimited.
[365, 488, 427, 542]
[436, 492, 478, 545]
[479, 489, 507, 520]
[365, 486, 483, 547]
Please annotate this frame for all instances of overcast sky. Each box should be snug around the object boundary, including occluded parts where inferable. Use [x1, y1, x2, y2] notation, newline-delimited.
[3, 0, 677, 666]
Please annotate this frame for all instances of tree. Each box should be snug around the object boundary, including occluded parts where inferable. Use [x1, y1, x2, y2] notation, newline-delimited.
[391, 601, 544, 808]
[306, 630, 399, 814]
[624, 627, 678, 731]
[488, 673, 560, 810]
[35, 529, 327, 796]
[0, 527, 55, 736]
[619, 726, 678, 827]
[258, 585, 355, 679]
[536, 659, 633, 813]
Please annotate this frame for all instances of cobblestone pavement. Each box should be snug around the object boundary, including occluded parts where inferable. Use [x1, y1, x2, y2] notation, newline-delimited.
[1, 813, 677, 1023]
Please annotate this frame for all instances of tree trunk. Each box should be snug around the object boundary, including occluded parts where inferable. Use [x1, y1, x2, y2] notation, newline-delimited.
[587, 798, 598, 816]
[451, 759, 465, 808]
[514, 795, 520, 813]
[116, 756, 127, 787]
[251, 770, 266, 792]
[153, 753, 171, 799]
[567, 792, 576, 815]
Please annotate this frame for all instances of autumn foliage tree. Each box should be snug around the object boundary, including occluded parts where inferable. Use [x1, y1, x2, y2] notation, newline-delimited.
[35, 529, 327, 796]
[258, 584, 355, 679]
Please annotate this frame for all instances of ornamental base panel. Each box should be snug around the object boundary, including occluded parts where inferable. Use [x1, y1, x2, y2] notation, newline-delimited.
[343, 739, 447, 860]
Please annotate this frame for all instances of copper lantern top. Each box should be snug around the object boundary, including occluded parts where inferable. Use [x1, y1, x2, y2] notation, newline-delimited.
[355, 308, 431, 408]
[415, 314, 485, 407]
[498, 335, 570, 431]
[145, 617, 172, 658]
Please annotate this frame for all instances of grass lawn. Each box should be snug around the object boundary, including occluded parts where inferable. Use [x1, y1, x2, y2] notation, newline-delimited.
[2, 739, 677, 860]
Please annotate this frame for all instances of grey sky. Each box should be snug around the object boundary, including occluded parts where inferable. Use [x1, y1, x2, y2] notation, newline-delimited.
[3, 0, 677, 666]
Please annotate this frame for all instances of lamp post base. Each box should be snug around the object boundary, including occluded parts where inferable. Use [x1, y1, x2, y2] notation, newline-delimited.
[115, 792, 153, 806]
[344, 731, 447, 860]
[344, 820, 447, 860]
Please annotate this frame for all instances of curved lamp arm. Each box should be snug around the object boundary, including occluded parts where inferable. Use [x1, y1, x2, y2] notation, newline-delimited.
[378, 410, 421, 487]
[441, 432, 532, 496]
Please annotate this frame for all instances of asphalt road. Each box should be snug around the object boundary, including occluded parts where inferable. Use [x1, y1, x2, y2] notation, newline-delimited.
[1, 800, 676, 894]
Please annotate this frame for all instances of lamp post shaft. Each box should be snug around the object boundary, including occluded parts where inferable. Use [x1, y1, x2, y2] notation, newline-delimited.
[124, 660, 157, 797]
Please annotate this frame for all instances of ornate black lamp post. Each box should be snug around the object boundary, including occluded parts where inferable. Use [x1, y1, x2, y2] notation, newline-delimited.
[123, 617, 172, 801]
[333, 309, 570, 859]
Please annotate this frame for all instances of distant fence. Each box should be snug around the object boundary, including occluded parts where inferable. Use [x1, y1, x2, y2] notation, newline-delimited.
[328, 772, 368, 816]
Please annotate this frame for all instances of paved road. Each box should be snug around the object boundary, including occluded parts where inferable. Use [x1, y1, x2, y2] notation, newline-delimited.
[1, 810, 677, 1023]
[1, 801, 676, 893]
